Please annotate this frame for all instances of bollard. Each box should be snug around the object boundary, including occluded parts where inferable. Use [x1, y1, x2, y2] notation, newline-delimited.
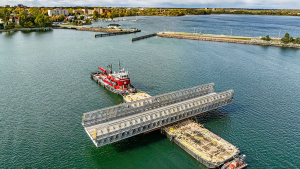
[95, 130, 97, 139]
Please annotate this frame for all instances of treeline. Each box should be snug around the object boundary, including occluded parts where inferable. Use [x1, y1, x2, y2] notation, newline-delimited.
[212, 9, 300, 16]
[281, 33, 300, 44]
[92, 8, 212, 19]
[0, 7, 52, 29]
[261, 33, 300, 44]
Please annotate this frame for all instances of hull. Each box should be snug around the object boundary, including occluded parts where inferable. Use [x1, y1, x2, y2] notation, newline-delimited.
[221, 162, 248, 169]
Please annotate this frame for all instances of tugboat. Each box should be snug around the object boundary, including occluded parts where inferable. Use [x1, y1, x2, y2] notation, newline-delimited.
[221, 154, 248, 169]
[91, 62, 136, 96]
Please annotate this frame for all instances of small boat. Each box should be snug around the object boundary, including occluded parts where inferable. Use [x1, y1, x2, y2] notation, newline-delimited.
[221, 154, 248, 169]
[131, 15, 138, 22]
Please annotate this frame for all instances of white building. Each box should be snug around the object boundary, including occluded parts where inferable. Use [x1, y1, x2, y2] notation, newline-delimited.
[48, 9, 69, 16]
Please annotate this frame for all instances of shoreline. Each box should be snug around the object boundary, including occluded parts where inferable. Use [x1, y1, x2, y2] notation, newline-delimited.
[0, 27, 52, 32]
[157, 32, 300, 49]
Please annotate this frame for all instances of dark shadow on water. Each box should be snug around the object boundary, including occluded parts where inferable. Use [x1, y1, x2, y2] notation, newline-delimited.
[195, 109, 228, 124]
[112, 130, 165, 152]
[3, 31, 17, 36]
[130, 81, 157, 93]
[195, 103, 242, 123]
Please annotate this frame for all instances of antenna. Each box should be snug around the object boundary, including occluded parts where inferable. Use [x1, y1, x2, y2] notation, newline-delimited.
[119, 60, 121, 71]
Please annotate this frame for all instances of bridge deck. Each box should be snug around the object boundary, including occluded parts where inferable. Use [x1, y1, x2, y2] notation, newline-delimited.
[85, 93, 216, 139]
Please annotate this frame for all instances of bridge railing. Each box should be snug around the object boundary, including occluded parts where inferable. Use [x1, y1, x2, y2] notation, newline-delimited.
[82, 83, 214, 127]
[93, 90, 234, 145]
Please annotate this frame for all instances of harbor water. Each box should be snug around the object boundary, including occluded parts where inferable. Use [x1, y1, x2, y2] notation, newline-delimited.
[0, 15, 300, 168]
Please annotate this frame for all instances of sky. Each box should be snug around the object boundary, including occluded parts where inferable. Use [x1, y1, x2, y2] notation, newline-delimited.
[1, 0, 300, 9]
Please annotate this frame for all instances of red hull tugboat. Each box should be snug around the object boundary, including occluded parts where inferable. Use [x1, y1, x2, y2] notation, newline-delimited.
[91, 63, 136, 96]
[221, 154, 248, 169]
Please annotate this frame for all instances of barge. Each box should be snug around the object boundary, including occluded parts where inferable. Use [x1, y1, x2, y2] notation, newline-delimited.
[163, 120, 240, 168]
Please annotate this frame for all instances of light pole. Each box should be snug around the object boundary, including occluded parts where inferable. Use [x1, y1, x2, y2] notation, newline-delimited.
[279, 30, 281, 38]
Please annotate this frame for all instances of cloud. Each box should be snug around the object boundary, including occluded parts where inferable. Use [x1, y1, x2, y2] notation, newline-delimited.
[1, 0, 300, 8]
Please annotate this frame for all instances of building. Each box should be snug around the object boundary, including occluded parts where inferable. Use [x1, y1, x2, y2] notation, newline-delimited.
[94, 8, 106, 14]
[88, 10, 94, 15]
[5, 5, 10, 7]
[73, 10, 84, 15]
[81, 9, 88, 15]
[81, 9, 94, 15]
[108, 24, 121, 29]
[48, 9, 69, 16]
[18, 4, 24, 8]
[9, 16, 19, 25]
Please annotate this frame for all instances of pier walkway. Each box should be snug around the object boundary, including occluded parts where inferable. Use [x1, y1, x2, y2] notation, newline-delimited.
[82, 83, 234, 147]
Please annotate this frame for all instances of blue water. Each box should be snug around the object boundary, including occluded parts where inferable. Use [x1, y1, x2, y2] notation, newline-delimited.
[0, 15, 300, 168]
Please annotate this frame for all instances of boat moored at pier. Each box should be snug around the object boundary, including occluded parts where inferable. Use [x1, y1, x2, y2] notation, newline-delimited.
[221, 154, 248, 169]
[91, 63, 136, 96]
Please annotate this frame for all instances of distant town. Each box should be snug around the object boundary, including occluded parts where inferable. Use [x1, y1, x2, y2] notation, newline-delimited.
[1, 5, 300, 30]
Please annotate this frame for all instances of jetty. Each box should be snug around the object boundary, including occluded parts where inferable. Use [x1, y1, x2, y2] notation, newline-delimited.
[94, 31, 134, 38]
[163, 120, 239, 168]
[157, 31, 300, 49]
[82, 83, 234, 148]
[131, 33, 157, 42]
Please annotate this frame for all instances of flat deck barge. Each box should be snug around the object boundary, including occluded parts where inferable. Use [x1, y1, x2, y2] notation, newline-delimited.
[123, 92, 151, 102]
[163, 120, 240, 168]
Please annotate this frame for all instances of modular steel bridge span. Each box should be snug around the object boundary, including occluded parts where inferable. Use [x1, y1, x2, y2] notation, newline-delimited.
[82, 84, 234, 147]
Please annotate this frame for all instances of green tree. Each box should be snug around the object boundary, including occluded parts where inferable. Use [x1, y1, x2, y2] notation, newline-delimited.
[281, 33, 290, 44]
[80, 15, 84, 20]
[93, 10, 98, 20]
[34, 13, 52, 27]
[85, 18, 91, 24]
[0, 8, 11, 27]
[294, 37, 300, 44]
[19, 11, 28, 27]
[265, 35, 271, 41]
[28, 7, 39, 17]
[52, 14, 57, 22]
[24, 21, 34, 28]
[57, 14, 64, 22]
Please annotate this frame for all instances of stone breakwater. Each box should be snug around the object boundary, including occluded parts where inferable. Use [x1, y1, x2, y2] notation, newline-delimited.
[157, 33, 300, 49]
[77, 28, 125, 33]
